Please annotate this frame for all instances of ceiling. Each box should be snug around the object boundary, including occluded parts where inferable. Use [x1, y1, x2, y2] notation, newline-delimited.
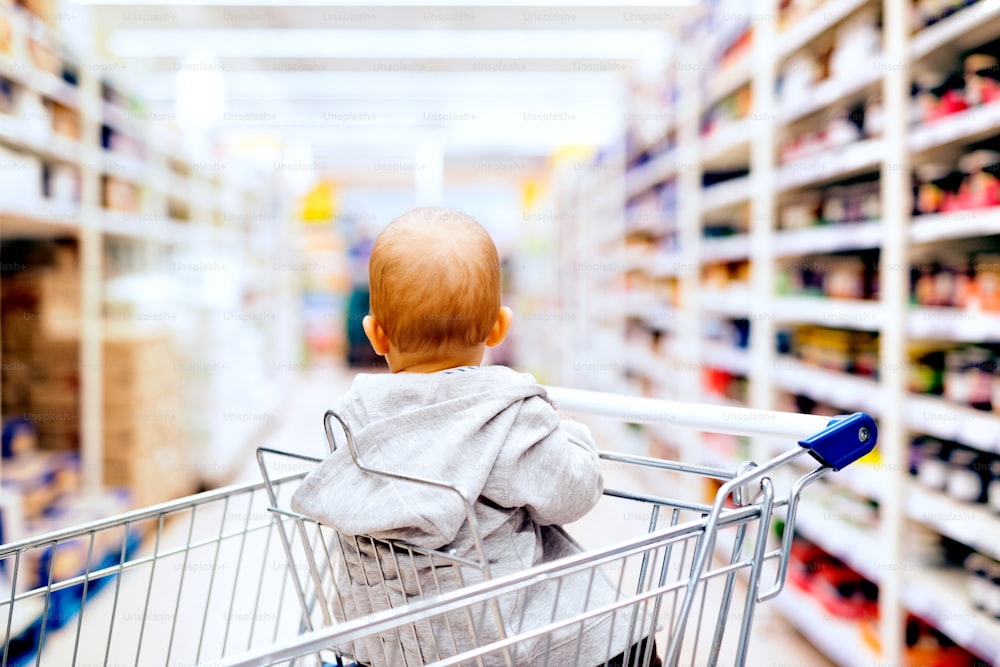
[71, 1, 692, 186]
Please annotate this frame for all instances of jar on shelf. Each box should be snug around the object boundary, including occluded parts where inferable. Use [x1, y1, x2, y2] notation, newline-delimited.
[967, 253, 1000, 312]
[912, 437, 950, 490]
[964, 53, 1000, 107]
[944, 348, 970, 405]
[965, 346, 994, 412]
[966, 553, 992, 612]
[945, 447, 987, 503]
[957, 150, 1000, 210]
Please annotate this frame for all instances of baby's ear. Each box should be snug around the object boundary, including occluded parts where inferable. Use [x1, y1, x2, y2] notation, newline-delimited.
[485, 307, 513, 347]
[362, 315, 390, 355]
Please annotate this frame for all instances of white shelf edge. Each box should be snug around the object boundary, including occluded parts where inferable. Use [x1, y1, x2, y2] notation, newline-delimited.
[774, 221, 882, 257]
[772, 296, 882, 330]
[0, 115, 82, 165]
[701, 177, 751, 214]
[910, 0, 1000, 62]
[908, 306, 1000, 342]
[776, 139, 883, 192]
[700, 121, 752, 168]
[910, 209, 1000, 244]
[778, 67, 882, 125]
[700, 287, 752, 317]
[772, 357, 883, 415]
[905, 393, 1000, 454]
[702, 58, 752, 112]
[625, 149, 678, 200]
[702, 234, 751, 262]
[648, 251, 686, 279]
[701, 341, 750, 375]
[909, 101, 1000, 154]
[777, 0, 872, 60]
[907, 483, 1000, 562]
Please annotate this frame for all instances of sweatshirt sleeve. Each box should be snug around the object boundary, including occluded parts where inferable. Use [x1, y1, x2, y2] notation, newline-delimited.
[498, 407, 604, 526]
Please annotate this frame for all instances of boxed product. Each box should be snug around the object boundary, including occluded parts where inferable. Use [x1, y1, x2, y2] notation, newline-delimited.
[0, 450, 79, 518]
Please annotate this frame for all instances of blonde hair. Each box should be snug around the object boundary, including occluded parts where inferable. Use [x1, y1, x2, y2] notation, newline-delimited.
[368, 207, 501, 355]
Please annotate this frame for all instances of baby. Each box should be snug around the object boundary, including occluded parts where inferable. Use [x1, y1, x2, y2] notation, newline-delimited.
[291, 207, 658, 666]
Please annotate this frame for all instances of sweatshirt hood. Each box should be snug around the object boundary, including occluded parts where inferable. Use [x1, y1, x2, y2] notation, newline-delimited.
[289, 366, 549, 548]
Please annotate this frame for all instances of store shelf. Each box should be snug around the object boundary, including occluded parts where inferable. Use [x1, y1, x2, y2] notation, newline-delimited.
[624, 344, 673, 385]
[701, 177, 751, 215]
[903, 569, 1000, 667]
[701, 122, 751, 171]
[0, 115, 81, 165]
[101, 210, 157, 241]
[776, 139, 883, 192]
[778, 67, 883, 125]
[772, 357, 883, 415]
[702, 234, 750, 263]
[910, 0, 1000, 63]
[701, 341, 750, 375]
[910, 101, 1000, 154]
[910, 209, 1000, 245]
[773, 296, 881, 331]
[777, 0, 873, 61]
[648, 251, 687, 279]
[908, 307, 1000, 341]
[794, 503, 882, 583]
[0, 203, 80, 237]
[772, 583, 881, 667]
[773, 221, 882, 257]
[906, 394, 1000, 454]
[701, 288, 752, 317]
[625, 149, 677, 200]
[95, 151, 149, 186]
[703, 59, 751, 112]
[907, 484, 1000, 562]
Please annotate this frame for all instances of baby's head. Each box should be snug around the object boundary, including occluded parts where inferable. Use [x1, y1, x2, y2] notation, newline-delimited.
[363, 207, 512, 373]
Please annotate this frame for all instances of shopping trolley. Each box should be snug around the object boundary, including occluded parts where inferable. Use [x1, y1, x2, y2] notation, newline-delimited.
[0, 387, 876, 667]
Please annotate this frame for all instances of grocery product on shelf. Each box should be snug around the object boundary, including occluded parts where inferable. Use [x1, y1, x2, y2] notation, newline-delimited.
[779, 325, 880, 377]
[907, 344, 1000, 411]
[911, 435, 998, 505]
[965, 552, 1000, 618]
[778, 250, 880, 300]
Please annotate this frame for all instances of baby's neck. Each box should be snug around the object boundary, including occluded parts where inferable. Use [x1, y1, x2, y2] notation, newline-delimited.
[388, 345, 486, 373]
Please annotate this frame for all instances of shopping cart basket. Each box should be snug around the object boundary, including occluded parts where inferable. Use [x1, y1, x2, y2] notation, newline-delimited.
[0, 387, 876, 667]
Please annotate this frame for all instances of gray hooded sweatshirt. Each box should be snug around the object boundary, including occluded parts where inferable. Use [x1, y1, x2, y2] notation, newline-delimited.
[289, 366, 647, 667]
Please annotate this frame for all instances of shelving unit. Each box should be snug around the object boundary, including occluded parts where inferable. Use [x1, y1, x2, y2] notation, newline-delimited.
[1, 5, 291, 499]
[553, 0, 1000, 664]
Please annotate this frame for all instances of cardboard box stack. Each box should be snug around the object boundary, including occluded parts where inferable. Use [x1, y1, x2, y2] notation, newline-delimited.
[2, 240, 194, 515]
[101, 327, 191, 508]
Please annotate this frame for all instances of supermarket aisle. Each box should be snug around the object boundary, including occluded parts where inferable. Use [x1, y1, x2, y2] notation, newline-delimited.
[232, 364, 362, 484]
[246, 367, 834, 667]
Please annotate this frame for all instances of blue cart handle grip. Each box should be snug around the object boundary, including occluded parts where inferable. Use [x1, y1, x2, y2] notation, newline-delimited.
[797, 412, 878, 471]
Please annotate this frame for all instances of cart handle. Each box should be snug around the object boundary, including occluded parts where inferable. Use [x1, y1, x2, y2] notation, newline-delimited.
[544, 386, 877, 471]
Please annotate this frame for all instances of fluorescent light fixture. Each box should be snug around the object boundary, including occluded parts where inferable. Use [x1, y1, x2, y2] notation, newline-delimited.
[108, 29, 670, 60]
[174, 54, 226, 128]
[139, 70, 625, 100]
